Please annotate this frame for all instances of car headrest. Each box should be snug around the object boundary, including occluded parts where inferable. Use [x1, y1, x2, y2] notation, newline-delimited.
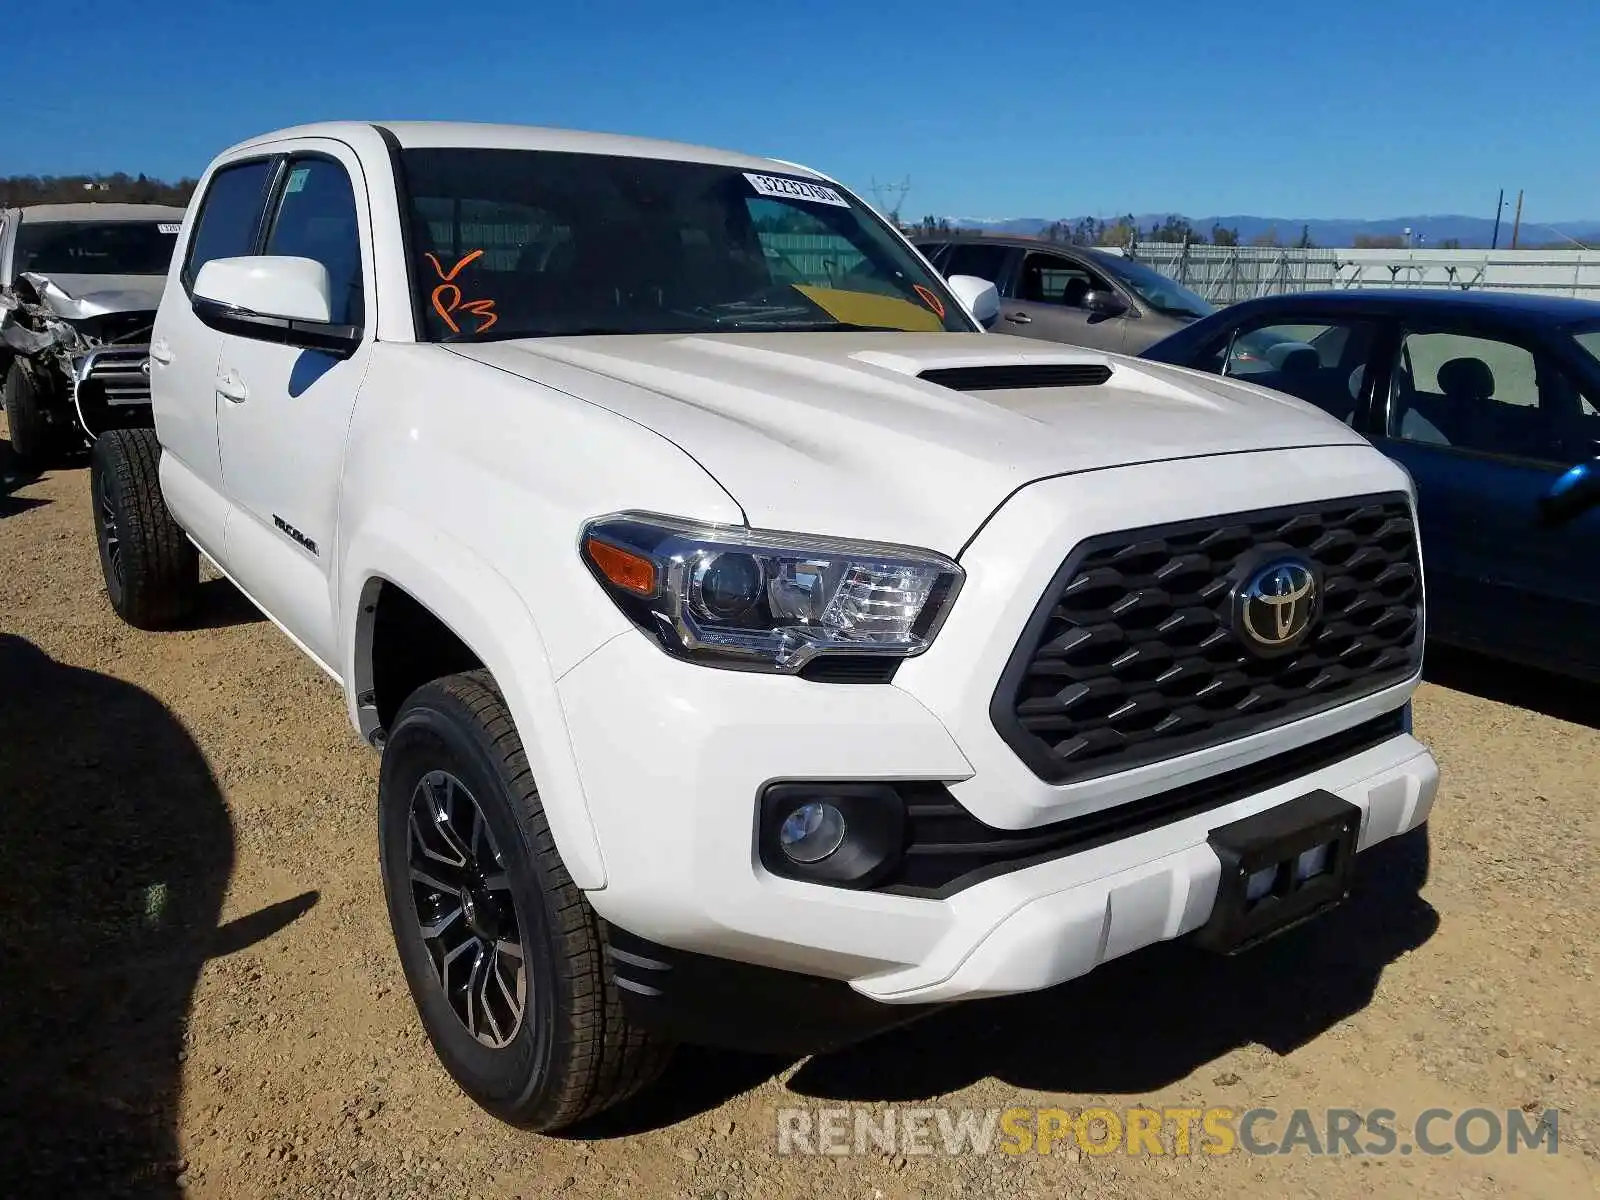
[1278, 345, 1319, 376]
[1437, 356, 1495, 401]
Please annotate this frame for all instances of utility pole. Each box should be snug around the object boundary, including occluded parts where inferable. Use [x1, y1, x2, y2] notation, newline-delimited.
[868, 176, 912, 228]
[1491, 188, 1504, 249]
[1510, 188, 1524, 250]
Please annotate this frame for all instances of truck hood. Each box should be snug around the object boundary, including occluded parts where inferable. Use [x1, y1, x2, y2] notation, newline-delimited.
[446, 331, 1368, 554]
[13, 272, 164, 320]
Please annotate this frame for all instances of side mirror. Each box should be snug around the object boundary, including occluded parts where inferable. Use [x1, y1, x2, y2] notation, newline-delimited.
[1539, 458, 1600, 526]
[1083, 289, 1128, 317]
[192, 255, 359, 356]
[945, 274, 1000, 329]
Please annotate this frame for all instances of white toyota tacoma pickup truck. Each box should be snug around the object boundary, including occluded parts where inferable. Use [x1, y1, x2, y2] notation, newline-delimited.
[90, 121, 1439, 1131]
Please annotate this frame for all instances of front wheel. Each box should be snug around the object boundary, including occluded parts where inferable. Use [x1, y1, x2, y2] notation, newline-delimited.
[90, 429, 199, 629]
[378, 670, 675, 1130]
[3, 359, 57, 468]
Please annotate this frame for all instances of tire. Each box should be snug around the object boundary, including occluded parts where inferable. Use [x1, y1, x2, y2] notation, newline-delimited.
[90, 428, 199, 630]
[378, 670, 675, 1131]
[3, 359, 56, 468]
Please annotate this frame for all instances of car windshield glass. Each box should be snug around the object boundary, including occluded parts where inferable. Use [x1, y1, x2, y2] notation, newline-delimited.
[398, 147, 975, 340]
[14, 220, 178, 276]
[1104, 255, 1214, 319]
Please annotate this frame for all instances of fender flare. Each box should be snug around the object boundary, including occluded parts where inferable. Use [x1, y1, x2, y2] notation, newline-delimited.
[340, 510, 609, 890]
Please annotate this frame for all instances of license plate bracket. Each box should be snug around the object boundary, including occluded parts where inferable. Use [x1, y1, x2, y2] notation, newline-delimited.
[1192, 789, 1361, 955]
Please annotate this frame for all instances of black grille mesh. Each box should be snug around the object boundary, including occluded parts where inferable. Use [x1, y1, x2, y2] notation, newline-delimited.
[992, 494, 1422, 784]
[919, 363, 1112, 391]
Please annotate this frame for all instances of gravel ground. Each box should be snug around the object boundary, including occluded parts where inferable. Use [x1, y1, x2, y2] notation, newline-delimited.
[1, 439, 1596, 1200]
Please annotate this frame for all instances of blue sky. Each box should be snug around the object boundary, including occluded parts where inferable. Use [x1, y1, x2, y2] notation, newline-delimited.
[3, 0, 1596, 222]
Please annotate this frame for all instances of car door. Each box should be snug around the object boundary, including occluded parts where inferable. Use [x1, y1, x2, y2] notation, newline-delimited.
[997, 248, 1131, 350]
[214, 144, 375, 670]
[1374, 319, 1600, 676]
[147, 156, 278, 560]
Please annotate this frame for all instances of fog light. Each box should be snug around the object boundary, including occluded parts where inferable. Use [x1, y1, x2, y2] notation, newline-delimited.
[778, 801, 847, 864]
[1294, 843, 1331, 882]
[1245, 865, 1278, 902]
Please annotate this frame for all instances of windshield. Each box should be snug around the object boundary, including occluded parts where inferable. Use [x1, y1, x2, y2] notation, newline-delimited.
[1103, 255, 1214, 319]
[14, 220, 179, 276]
[397, 148, 975, 340]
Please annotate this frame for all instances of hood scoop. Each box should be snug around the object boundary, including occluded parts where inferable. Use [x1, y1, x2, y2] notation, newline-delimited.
[917, 362, 1114, 392]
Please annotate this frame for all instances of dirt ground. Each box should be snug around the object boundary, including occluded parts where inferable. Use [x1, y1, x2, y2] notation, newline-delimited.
[1, 439, 1596, 1200]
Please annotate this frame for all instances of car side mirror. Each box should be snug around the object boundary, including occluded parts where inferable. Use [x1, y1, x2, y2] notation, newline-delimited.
[945, 274, 1000, 330]
[1539, 458, 1600, 526]
[192, 255, 360, 356]
[1083, 289, 1128, 317]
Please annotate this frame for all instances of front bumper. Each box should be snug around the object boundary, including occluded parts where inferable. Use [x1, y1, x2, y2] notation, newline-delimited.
[557, 445, 1438, 1023]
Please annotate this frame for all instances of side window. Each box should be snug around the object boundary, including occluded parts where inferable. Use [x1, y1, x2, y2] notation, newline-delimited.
[1387, 328, 1570, 463]
[264, 158, 365, 327]
[1017, 252, 1113, 308]
[183, 160, 273, 289]
[1221, 319, 1378, 424]
[942, 242, 1011, 285]
[915, 242, 946, 268]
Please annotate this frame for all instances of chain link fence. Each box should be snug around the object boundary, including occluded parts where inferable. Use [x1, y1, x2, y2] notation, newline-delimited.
[1122, 243, 1600, 305]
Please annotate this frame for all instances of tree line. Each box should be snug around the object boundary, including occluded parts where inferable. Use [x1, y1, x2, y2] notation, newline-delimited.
[908, 213, 1327, 249]
[0, 172, 197, 208]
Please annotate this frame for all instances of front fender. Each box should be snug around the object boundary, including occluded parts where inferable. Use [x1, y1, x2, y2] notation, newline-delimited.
[341, 507, 611, 890]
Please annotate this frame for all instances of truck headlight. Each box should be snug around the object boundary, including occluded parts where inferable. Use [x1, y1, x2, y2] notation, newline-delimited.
[579, 511, 964, 673]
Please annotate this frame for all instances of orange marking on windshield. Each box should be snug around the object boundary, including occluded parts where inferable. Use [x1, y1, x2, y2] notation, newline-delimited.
[459, 299, 498, 333]
[913, 284, 945, 319]
[426, 249, 483, 281]
[426, 249, 498, 334]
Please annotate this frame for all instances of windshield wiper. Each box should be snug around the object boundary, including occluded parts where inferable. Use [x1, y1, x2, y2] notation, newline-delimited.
[723, 319, 904, 333]
[440, 325, 645, 342]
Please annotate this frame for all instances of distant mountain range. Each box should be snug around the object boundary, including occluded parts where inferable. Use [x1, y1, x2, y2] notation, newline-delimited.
[940, 213, 1600, 250]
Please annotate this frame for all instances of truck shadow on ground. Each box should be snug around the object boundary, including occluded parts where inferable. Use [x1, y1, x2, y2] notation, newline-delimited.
[791, 824, 1435, 1103]
[585, 824, 1435, 1135]
[191, 577, 268, 630]
[0, 634, 316, 1198]
[1424, 644, 1597, 729]
[0, 435, 46, 517]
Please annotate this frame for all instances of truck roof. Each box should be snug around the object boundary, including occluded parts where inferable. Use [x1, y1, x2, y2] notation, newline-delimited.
[9, 202, 188, 222]
[220, 120, 836, 183]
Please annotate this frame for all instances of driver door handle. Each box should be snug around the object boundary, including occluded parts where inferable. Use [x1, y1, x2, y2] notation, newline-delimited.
[148, 339, 173, 365]
[215, 371, 248, 403]
[1005, 311, 1032, 324]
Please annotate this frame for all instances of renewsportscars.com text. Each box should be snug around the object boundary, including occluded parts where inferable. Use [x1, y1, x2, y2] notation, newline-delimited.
[775, 1105, 1561, 1158]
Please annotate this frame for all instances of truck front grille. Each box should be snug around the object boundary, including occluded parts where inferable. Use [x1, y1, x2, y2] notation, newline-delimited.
[991, 493, 1423, 785]
[75, 347, 151, 407]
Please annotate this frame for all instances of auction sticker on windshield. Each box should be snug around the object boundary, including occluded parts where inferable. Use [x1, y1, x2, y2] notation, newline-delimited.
[158, 223, 181, 234]
[744, 172, 849, 207]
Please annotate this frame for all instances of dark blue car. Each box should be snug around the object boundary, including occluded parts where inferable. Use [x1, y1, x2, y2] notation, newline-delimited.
[1141, 289, 1600, 682]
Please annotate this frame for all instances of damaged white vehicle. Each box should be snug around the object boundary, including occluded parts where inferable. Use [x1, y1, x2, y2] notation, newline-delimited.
[0, 202, 186, 464]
